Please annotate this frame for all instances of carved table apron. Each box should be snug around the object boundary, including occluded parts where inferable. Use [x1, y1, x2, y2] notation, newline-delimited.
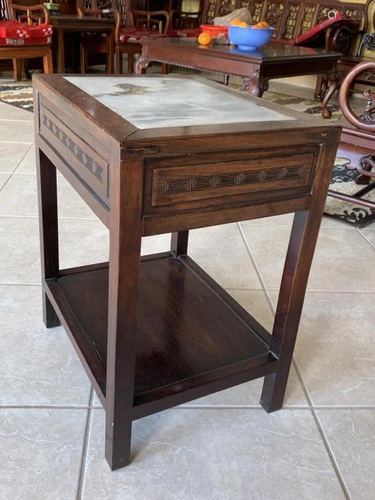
[33, 74, 340, 471]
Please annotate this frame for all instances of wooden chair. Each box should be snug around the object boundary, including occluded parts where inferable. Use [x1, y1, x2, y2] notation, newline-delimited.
[0, 1, 52, 80]
[78, 0, 169, 74]
[327, 61, 375, 211]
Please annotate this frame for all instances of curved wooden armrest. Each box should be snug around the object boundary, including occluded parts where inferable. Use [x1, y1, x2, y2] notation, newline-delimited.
[11, 3, 50, 24]
[339, 61, 375, 132]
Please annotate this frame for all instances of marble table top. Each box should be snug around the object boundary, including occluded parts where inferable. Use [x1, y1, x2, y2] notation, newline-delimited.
[64, 76, 295, 130]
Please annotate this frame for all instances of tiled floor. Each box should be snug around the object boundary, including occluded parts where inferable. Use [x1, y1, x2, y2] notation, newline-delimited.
[1, 97, 375, 500]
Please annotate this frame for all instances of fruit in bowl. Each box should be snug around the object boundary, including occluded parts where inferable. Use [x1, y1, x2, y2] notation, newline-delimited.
[229, 22, 274, 51]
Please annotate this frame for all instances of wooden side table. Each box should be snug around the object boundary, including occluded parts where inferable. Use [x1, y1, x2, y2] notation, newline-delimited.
[33, 74, 340, 471]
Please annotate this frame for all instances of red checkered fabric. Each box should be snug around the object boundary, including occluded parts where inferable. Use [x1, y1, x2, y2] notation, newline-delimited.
[0, 21, 52, 46]
[119, 28, 166, 43]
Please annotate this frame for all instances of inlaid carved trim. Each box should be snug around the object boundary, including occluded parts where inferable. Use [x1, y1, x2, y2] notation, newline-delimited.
[164, 166, 302, 194]
[42, 113, 104, 185]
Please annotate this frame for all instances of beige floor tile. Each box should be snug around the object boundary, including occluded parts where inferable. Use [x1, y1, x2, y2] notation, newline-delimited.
[242, 226, 375, 291]
[0, 173, 10, 190]
[0, 217, 41, 284]
[188, 224, 262, 289]
[318, 409, 375, 500]
[0, 285, 91, 405]
[0, 142, 31, 173]
[269, 291, 375, 406]
[0, 408, 86, 500]
[0, 120, 34, 142]
[16, 144, 36, 173]
[361, 228, 375, 248]
[0, 101, 33, 121]
[82, 409, 345, 500]
[0, 173, 99, 218]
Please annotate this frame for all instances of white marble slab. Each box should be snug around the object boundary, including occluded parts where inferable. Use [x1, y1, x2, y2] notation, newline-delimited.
[64, 77, 295, 130]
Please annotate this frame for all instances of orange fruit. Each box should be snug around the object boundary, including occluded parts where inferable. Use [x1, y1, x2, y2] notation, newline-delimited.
[230, 18, 241, 26]
[238, 22, 250, 28]
[198, 32, 212, 45]
[252, 21, 270, 29]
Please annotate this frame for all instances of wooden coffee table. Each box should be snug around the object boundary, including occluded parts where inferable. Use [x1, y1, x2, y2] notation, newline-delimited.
[137, 38, 341, 118]
[33, 74, 339, 470]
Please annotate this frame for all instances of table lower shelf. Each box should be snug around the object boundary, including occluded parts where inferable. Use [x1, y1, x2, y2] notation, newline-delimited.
[46, 252, 278, 419]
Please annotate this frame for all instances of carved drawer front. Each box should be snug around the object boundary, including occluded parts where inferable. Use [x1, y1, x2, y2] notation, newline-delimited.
[39, 104, 109, 206]
[151, 153, 315, 208]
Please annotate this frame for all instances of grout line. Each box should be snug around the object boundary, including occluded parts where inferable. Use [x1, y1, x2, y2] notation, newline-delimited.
[0, 404, 91, 409]
[292, 362, 351, 500]
[313, 410, 352, 500]
[0, 143, 34, 195]
[357, 228, 375, 251]
[76, 388, 94, 500]
[266, 288, 375, 294]
[237, 223, 276, 315]
[0, 119, 33, 123]
[237, 224, 351, 497]
[175, 405, 310, 410]
[0, 140, 33, 144]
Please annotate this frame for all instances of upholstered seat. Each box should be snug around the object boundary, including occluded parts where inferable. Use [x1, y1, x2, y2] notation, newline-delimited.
[0, 20, 52, 46]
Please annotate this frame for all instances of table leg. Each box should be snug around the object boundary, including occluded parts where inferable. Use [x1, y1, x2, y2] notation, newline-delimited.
[136, 53, 150, 74]
[321, 69, 339, 119]
[105, 160, 143, 471]
[106, 31, 114, 74]
[171, 231, 189, 256]
[260, 131, 340, 412]
[57, 28, 65, 74]
[244, 68, 268, 98]
[36, 148, 60, 328]
[43, 50, 53, 74]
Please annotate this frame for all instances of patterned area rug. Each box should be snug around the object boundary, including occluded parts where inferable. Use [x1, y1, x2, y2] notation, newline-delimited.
[0, 79, 373, 226]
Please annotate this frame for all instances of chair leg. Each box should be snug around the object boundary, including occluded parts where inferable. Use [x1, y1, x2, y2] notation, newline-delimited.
[12, 59, 22, 81]
[43, 50, 53, 74]
[24, 59, 31, 80]
[127, 53, 134, 74]
[80, 45, 88, 74]
[106, 33, 114, 74]
[224, 74, 229, 86]
[161, 63, 168, 75]
[116, 48, 123, 74]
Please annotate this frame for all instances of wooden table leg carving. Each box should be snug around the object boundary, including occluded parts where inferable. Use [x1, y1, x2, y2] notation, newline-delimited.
[136, 54, 151, 74]
[243, 69, 269, 98]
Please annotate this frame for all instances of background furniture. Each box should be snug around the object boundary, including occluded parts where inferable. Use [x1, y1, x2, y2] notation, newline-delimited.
[327, 61, 375, 211]
[50, 14, 115, 73]
[34, 72, 340, 471]
[137, 37, 341, 117]
[0, 4, 52, 80]
[78, 0, 169, 73]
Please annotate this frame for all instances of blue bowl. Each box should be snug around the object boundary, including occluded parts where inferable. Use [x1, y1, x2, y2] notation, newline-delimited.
[229, 25, 274, 51]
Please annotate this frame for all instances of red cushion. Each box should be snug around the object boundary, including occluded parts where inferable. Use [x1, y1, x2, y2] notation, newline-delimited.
[167, 28, 201, 37]
[0, 21, 52, 46]
[119, 28, 166, 43]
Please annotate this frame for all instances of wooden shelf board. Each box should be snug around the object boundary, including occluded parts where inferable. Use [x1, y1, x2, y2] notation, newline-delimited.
[46, 253, 278, 416]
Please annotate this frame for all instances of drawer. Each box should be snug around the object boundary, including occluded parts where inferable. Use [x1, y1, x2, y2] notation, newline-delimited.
[145, 149, 318, 215]
[38, 103, 110, 207]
